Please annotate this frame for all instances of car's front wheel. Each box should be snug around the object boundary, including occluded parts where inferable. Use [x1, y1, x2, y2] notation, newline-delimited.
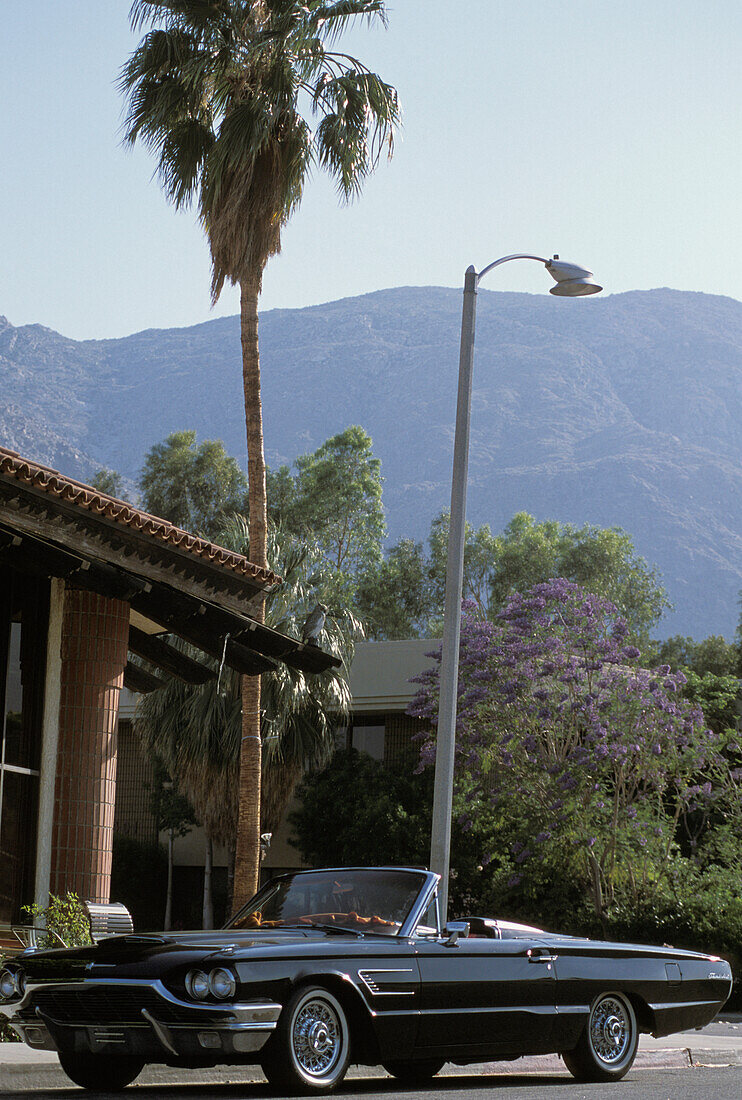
[563, 991, 638, 1081]
[58, 1052, 144, 1091]
[262, 986, 351, 1094]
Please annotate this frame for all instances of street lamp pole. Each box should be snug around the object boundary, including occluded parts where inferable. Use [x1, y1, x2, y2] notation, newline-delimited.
[429, 254, 602, 923]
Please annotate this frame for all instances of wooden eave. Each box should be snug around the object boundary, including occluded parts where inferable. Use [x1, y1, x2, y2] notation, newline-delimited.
[0, 477, 269, 611]
[0, 488, 341, 681]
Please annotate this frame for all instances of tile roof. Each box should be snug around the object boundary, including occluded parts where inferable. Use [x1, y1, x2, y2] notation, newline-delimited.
[0, 446, 278, 588]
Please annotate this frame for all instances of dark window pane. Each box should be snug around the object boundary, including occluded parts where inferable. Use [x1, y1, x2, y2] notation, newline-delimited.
[0, 770, 38, 923]
[2, 577, 47, 769]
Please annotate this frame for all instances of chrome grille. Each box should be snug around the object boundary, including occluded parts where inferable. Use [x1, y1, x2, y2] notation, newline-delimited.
[26, 986, 228, 1026]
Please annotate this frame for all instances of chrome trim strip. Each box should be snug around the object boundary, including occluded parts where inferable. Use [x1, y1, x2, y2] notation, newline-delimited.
[648, 999, 722, 1011]
[358, 968, 416, 996]
[3, 977, 282, 1029]
[420, 1004, 558, 1015]
[399, 871, 440, 938]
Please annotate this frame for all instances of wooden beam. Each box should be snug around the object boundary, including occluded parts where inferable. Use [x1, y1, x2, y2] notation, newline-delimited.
[0, 523, 88, 579]
[128, 587, 276, 675]
[123, 661, 166, 694]
[128, 626, 215, 685]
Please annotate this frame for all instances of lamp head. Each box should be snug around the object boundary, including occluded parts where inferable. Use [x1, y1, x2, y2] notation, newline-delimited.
[545, 256, 602, 297]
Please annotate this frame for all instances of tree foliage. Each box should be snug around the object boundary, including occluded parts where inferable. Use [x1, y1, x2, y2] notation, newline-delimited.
[362, 510, 670, 645]
[268, 425, 385, 603]
[356, 538, 432, 639]
[120, 0, 400, 298]
[139, 430, 249, 539]
[657, 634, 738, 678]
[291, 749, 430, 869]
[290, 749, 495, 914]
[410, 581, 741, 927]
[90, 467, 124, 497]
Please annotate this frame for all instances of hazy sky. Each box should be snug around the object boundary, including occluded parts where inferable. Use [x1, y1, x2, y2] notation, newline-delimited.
[4, 1, 742, 339]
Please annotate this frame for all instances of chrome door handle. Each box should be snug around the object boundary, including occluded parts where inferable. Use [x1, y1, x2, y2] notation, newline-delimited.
[527, 950, 558, 964]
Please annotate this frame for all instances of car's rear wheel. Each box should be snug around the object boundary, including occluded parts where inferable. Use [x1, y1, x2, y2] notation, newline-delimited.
[563, 991, 638, 1081]
[382, 1058, 445, 1082]
[57, 1052, 144, 1091]
[261, 986, 351, 1094]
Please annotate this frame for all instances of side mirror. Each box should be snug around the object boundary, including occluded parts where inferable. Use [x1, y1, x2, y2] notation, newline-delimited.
[444, 921, 470, 947]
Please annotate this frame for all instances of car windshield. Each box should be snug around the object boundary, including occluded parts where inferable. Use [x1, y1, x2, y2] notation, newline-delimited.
[226, 869, 426, 936]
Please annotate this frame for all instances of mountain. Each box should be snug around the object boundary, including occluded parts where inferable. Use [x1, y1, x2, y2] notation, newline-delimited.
[2, 287, 742, 640]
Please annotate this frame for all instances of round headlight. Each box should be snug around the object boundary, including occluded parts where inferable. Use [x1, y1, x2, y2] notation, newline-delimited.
[185, 969, 209, 1000]
[0, 969, 19, 1001]
[209, 968, 236, 1000]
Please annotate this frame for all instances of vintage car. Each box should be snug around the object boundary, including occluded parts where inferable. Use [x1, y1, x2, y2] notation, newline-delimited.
[0, 867, 733, 1094]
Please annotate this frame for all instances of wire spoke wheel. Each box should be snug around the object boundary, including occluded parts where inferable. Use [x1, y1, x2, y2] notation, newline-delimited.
[563, 991, 638, 1082]
[589, 994, 632, 1065]
[263, 985, 351, 1093]
[292, 996, 343, 1078]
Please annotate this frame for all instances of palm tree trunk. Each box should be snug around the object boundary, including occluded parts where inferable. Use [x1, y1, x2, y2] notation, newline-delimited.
[233, 272, 268, 911]
[164, 829, 174, 931]
[202, 836, 214, 929]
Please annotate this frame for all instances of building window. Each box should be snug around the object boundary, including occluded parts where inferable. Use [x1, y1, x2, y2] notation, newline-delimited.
[0, 570, 49, 922]
[350, 717, 385, 761]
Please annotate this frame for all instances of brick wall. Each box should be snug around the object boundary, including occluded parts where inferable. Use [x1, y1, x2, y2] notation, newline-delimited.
[113, 719, 158, 846]
[50, 589, 129, 903]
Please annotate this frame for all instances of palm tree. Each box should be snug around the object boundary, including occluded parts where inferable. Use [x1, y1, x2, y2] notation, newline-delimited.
[134, 521, 360, 922]
[121, 1, 399, 904]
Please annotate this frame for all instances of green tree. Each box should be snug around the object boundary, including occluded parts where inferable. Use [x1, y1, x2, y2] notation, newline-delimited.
[154, 774, 199, 930]
[90, 467, 124, 497]
[358, 510, 670, 643]
[428, 511, 500, 624]
[139, 430, 249, 539]
[654, 634, 739, 735]
[291, 750, 493, 914]
[355, 538, 431, 639]
[681, 671, 739, 737]
[269, 426, 386, 603]
[122, 1, 399, 905]
[411, 583, 741, 929]
[427, 510, 670, 645]
[658, 634, 738, 678]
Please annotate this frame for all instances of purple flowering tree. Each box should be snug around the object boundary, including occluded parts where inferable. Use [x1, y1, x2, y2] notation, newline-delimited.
[410, 579, 734, 925]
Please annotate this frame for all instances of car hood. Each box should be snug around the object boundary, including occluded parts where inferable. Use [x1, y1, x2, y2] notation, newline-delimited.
[16, 927, 345, 977]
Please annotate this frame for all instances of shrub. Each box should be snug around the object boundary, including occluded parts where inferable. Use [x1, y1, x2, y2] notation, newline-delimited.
[22, 892, 92, 949]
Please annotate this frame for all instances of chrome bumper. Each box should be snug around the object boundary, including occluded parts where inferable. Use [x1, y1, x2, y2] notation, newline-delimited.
[1, 979, 281, 1059]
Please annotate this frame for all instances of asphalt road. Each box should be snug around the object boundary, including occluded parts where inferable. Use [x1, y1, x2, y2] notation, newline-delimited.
[1, 1066, 741, 1100]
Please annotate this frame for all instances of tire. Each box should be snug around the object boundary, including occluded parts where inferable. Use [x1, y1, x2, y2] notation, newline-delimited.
[261, 986, 351, 1094]
[382, 1058, 445, 1082]
[57, 1052, 144, 1091]
[563, 991, 638, 1082]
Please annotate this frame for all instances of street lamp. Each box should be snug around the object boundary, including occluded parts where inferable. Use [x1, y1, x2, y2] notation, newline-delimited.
[430, 253, 602, 922]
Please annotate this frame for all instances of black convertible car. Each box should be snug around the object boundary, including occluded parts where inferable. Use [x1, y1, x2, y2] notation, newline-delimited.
[0, 867, 732, 1093]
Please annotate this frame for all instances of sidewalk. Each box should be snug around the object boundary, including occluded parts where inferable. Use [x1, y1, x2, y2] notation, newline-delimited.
[2, 1016, 741, 1092]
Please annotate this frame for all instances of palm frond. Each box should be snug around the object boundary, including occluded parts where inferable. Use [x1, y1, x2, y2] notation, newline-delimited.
[130, 0, 231, 36]
[312, 1, 388, 45]
[124, 0, 398, 289]
[133, 520, 359, 844]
